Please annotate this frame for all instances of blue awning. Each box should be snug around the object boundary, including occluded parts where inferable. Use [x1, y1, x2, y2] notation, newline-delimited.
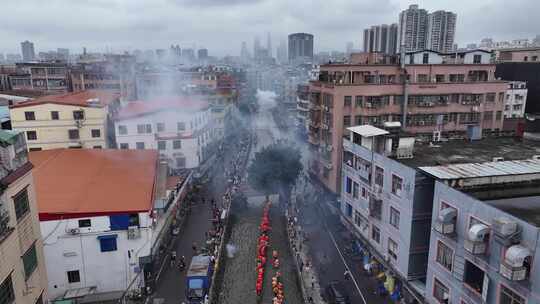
[97, 234, 118, 240]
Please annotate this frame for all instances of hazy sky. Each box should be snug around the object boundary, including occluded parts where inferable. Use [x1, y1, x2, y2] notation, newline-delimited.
[0, 0, 538, 56]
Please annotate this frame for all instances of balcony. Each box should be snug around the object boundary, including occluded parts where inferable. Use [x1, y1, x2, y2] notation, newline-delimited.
[500, 263, 528, 281]
[0, 210, 13, 243]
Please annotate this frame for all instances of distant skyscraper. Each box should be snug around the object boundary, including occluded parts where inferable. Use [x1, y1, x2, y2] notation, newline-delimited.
[363, 24, 398, 54]
[346, 42, 354, 55]
[241, 41, 250, 59]
[288, 33, 314, 64]
[398, 5, 429, 52]
[20, 40, 35, 61]
[57, 48, 69, 61]
[254, 36, 261, 60]
[198, 48, 208, 60]
[266, 32, 272, 58]
[277, 39, 288, 64]
[426, 10, 457, 52]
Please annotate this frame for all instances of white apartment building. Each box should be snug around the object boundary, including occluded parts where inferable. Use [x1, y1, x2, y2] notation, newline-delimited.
[114, 98, 215, 170]
[504, 81, 528, 118]
[30, 149, 189, 301]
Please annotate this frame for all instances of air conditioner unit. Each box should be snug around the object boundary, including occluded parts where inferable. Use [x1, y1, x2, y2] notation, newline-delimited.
[493, 157, 504, 162]
[68, 228, 80, 235]
[464, 223, 489, 254]
[419, 121, 425, 126]
[500, 244, 531, 281]
[493, 217, 521, 245]
[128, 226, 141, 240]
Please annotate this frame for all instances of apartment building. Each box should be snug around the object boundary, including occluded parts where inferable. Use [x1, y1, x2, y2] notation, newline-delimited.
[424, 160, 540, 304]
[9, 91, 120, 151]
[114, 97, 215, 170]
[363, 24, 399, 55]
[0, 130, 48, 304]
[70, 54, 137, 100]
[308, 50, 506, 193]
[504, 81, 528, 118]
[497, 47, 540, 62]
[9, 62, 69, 93]
[339, 125, 540, 303]
[426, 10, 457, 53]
[30, 149, 190, 301]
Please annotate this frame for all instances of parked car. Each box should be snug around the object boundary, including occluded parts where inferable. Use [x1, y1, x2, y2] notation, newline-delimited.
[324, 281, 350, 304]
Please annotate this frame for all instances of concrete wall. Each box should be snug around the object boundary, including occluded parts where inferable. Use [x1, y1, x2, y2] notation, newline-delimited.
[10, 103, 109, 150]
[115, 108, 215, 169]
[0, 170, 48, 304]
[425, 181, 540, 304]
[41, 212, 153, 300]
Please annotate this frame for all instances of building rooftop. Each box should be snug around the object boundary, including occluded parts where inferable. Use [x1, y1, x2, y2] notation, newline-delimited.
[115, 97, 210, 120]
[10, 90, 119, 109]
[348, 125, 389, 137]
[398, 137, 540, 168]
[497, 47, 540, 52]
[486, 196, 540, 227]
[420, 159, 540, 180]
[30, 149, 158, 221]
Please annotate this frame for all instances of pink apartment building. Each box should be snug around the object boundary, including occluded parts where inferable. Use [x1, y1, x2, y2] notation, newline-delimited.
[308, 50, 508, 193]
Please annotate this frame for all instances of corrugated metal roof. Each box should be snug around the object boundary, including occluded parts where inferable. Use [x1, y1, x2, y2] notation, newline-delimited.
[347, 125, 389, 137]
[419, 159, 540, 180]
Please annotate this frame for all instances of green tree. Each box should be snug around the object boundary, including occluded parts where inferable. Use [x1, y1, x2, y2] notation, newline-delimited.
[247, 142, 303, 205]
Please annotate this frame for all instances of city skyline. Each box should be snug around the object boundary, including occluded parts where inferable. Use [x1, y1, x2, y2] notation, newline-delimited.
[0, 0, 538, 56]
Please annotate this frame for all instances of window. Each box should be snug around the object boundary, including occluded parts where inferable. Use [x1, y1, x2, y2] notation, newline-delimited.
[177, 122, 186, 131]
[93, 146, 102, 149]
[391, 174, 403, 196]
[119, 143, 129, 149]
[25, 111, 36, 120]
[118, 125, 127, 135]
[500, 284, 525, 304]
[449, 74, 465, 82]
[354, 115, 362, 125]
[435, 74, 445, 82]
[0, 276, 15, 304]
[129, 214, 140, 227]
[389, 207, 400, 229]
[513, 104, 523, 111]
[78, 219, 91, 228]
[51, 111, 59, 120]
[29, 147, 42, 152]
[137, 124, 152, 134]
[345, 177, 352, 194]
[417, 74, 429, 83]
[433, 278, 449, 303]
[473, 54, 482, 64]
[345, 203, 352, 217]
[496, 111, 503, 120]
[409, 55, 414, 64]
[464, 260, 486, 295]
[344, 96, 352, 107]
[361, 187, 367, 199]
[436, 241, 454, 272]
[355, 96, 363, 107]
[73, 110, 85, 120]
[352, 182, 359, 199]
[388, 238, 398, 260]
[157, 141, 166, 150]
[375, 166, 384, 187]
[486, 93, 496, 102]
[157, 122, 165, 132]
[483, 111, 493, 121]
[91, 129, 101, 138]
[423, 53, 429, 64]
[524, 56, 528, 62]
[354, 211, 364, 227]
[13, 188, 30, 220]
[26, 131, 37, 141]
[67, 270, 80, 283]
[371, 226, 381, 244]
[343, 115, 351, 127]
[22, 244, 37, 279]
[68, 129, 79, 140]
[173, 140, 182, 149]
[99, 235, 118, 252]
[176, 157, 186, 168]
[136, 142, 145, 149]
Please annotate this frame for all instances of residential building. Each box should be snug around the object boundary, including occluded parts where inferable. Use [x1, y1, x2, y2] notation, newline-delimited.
[30, 149, 190, 301]
[0, 130, 48, 304]
[340, 125, 540, 303]
[70, 54, 137, 100]
[21, 41, 35, 62]
[288, 33, 314, 65]
[114, 97, 215, 171]
[308, 50, 506, 193]
[9, 91, 120, 151]
[424, 159, 540, 304]
[426, 10, 457, 53]
[398, 5, 456, 53]
[497, 47, 540, 62]
[398, 5, 429, 52]
[9, 62, 69, 93]
[363, 24, 399, 55]
[504, 81, 528, 118]
[296, 84, 310, 137]
[198, 49, 209, 61]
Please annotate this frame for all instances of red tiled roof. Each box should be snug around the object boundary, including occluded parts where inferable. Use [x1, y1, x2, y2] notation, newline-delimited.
[115, 97, 210, 120]
[30, 149, 158, 220]
[10, 90, 119, 109]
